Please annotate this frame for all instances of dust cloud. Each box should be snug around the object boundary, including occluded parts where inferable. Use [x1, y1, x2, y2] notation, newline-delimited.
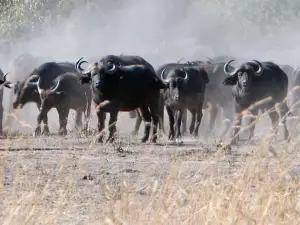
[1, 0, 300, 134]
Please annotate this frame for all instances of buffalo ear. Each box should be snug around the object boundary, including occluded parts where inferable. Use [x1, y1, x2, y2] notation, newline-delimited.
[223, 76, 237, 85]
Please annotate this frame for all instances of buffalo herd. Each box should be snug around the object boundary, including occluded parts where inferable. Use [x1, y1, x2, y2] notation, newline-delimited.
[1, 53, 300, 147]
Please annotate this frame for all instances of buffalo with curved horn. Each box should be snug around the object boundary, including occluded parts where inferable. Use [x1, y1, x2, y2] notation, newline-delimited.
[89, 54, 166, 136]
[157, 62, 209, 143]
[1, 61, 87, 136]
[35, 72, 92, 136]
[76, 56, 166, 143]
[222, 60, 290, 145]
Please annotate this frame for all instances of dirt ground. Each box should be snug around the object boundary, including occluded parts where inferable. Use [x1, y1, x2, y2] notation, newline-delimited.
[1, 111, 300, 224]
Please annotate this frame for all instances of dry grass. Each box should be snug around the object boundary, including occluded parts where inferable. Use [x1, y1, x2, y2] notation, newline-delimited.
[1, 126, 300, 225]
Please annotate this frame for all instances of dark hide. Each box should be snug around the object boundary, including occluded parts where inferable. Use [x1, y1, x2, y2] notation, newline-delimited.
[36, 72, 92, 136]
[98, 54, 165, 135]
[76, 57, 166, 143]
[223, 60, 290, 145]
[158, 58, 235, 138]
[2, 61, 85, 136]
[161, 65, 209, 142]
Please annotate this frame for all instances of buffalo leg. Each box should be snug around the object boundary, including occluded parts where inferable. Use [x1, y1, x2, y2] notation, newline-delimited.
[35, 108, 51, 137]
[181, 108, 187, 135]
[106, 111, 118, 143]
[220, 106, 233, 139]
[57, 107, 69, 136]
[96, 109, 106, 143]
[149, 102, 159, 143]
[74, 110, 83, 129]
[158, 96, 165, 134]
[131, 110, 142, 136]
[278, 102, 290, 141]
[166, 106, 175, 140]
[229, 105, 244, 145]
[189, 109, 196, 135]
[83, 107, 91, 136]
[42, 113, 50, 135]
[192, 104, 204, 137]
[175, 109, 184, 142]
[36, 103, 50, 135]
[139, 104, 152, 143]
[207, 104, 218, 135]
[247, 108, 259, 141]
[267, 104, 279, 140]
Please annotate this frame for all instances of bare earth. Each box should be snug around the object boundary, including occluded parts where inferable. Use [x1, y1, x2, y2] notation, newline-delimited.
[1, 116, 300, 224]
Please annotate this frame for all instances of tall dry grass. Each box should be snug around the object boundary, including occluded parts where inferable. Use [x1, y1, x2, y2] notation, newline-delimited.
[1, 135, 300, 224]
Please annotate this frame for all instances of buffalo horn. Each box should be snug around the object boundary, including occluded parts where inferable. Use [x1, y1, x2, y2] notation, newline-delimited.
[50, 78, 61, 93]
[224, 60, 239, 76]
[160, 68, 168, 82]
[252, 60, 263, 76]
[106, 61, 116, 73]
[181, 68, 189, 80]
[37, 77, 42, 94]
[75, 57, 89, 74]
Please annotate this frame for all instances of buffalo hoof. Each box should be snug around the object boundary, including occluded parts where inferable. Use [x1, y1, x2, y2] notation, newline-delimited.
[97, 135, 104, 143]
[42, 126, 50, 136]
[58, 128, 67, 136]
[150, 135, 157, 143]
[175, 137, 183, 145]
[34, 127, 42, 137]
[106, 137, 115, 143]
[141, 136, 149, 143]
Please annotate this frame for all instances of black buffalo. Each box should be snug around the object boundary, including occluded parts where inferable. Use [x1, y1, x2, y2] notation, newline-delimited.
[4, 61, 84, 135]
[185, 58, 236, 137]
[36, 72, 92, 135]
[159, 64, 209, 142]
[223, 60, 290, 144]
[158, 58, 235, 138]
[92, 54, 165, 135]
[128, 92, 165, 136]
[76, 56, 166, 143]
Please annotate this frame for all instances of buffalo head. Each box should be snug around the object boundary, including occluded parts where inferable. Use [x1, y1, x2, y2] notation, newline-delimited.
[223, 60, 263, 90]
[160, 67, 189, 102]
[76, 57, 122, 92]
[12, 75, 41, 109]
[37, 77, 64, 109]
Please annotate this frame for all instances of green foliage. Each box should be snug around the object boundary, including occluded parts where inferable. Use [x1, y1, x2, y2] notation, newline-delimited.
[0, 0, 300, 40]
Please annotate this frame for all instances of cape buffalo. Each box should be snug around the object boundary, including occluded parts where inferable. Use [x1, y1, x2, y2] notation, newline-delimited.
[96, 54, 165, 135]
[160, 64, 209, 143]
[36, 72, 92, 135]
[157, 58, 235, 139]
[3, 61, 85, 135]
[76, 56, 166, 143]
[223, 60, 290, 145]
[186, 58, 235, 137]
